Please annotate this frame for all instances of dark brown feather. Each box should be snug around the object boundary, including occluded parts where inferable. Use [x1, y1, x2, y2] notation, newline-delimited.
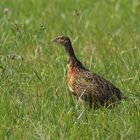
[67, 62, 123, 108]
[53, 36, 125, 108]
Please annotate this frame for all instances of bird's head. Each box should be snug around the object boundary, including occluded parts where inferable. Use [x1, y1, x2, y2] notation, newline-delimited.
[52, 36, 71, 46]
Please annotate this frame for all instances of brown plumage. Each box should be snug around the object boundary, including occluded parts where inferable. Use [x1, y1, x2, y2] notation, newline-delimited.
[53, 36, 125, 108]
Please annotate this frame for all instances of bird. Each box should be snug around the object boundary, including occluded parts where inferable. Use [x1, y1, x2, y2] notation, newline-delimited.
[52, 36, 125, 108]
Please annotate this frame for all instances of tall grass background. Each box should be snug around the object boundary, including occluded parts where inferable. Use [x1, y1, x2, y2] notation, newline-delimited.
[0, 0, 140, 139]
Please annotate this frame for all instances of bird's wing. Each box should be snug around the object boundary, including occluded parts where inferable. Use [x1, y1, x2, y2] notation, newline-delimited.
[74, 70, 122, 100]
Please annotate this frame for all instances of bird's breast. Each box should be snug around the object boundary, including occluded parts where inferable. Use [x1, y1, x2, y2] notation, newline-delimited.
[67, 64, 77, 94]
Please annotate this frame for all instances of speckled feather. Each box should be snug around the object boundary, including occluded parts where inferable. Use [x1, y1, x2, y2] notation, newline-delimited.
[53, 36, 125, 108]
[67, 60, 123, 108]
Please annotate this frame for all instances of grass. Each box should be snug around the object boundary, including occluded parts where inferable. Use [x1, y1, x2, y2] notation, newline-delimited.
[0, 0, 140, 139]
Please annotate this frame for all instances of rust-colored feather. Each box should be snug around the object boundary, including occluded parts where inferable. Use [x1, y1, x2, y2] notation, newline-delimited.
[53, 36, 126, 108]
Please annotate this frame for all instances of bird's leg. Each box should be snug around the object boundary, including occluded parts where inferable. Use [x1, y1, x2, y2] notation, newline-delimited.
[89, 97, 99, 109]
[89, 97, 93, 108]
[92, 97, 101, 109]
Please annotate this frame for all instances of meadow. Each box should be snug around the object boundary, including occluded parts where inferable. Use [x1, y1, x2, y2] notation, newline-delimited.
[0, 0, 140, 139]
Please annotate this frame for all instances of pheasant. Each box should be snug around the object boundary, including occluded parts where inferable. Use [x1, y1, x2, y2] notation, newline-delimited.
[53, 36, 125, 108]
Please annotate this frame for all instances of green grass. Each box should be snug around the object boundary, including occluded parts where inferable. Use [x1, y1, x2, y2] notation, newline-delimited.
[0, 0, 140, 139]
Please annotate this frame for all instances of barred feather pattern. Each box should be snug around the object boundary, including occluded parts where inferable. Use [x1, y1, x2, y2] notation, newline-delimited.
[67, 61, 123, 108]
[53, 36, 125, 108]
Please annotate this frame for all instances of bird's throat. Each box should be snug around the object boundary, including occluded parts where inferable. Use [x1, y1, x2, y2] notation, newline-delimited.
[64, 43, 84, 69]
[64, 43, 76, 63]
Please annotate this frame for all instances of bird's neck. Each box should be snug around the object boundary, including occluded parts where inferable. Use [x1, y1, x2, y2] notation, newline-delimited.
[64, 43, 77, 63]
[64, 43, 84, 68]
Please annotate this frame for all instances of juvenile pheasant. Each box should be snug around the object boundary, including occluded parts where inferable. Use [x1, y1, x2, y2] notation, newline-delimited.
[53, 36, 125, 108]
